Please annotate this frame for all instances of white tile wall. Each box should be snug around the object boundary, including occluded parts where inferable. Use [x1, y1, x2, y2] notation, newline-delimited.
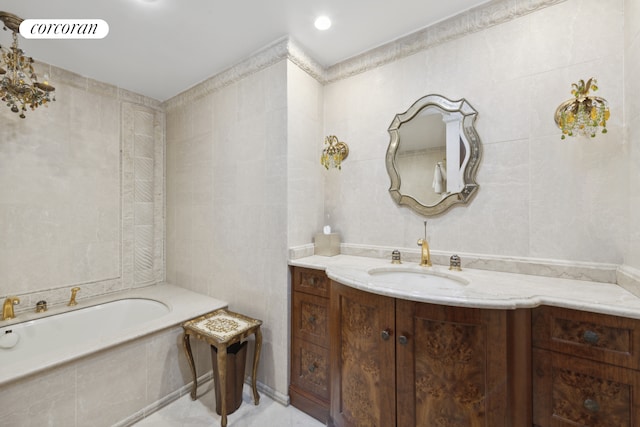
[626, 0, 640, 270]
[166, 60, 303, 400]
[0, 66, 165, 307]
[0, 326, 195, 427]
[323, 0, 628, 265]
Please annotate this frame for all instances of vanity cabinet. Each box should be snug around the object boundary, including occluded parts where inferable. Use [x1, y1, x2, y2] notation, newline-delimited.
[290, 267, 332, 422]
[329, 281, 396, 427]
[329, 280, 529, 427]
[532, 306, 640, 426]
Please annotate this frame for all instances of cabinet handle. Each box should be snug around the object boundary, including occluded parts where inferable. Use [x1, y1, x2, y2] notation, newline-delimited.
[381, 329, 392, 341]
[583, 398, 600, 412]
[308, 363, 316, 373]
[398, 335, 408, 346]
[583, 330, 600, 345]
[308, 315, 316, 324]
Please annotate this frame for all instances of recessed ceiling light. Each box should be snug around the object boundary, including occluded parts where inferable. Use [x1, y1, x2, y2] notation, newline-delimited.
[314, 16, 331, 31]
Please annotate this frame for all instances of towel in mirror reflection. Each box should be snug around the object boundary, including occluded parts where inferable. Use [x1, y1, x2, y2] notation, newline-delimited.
[432, 161, 446, 194]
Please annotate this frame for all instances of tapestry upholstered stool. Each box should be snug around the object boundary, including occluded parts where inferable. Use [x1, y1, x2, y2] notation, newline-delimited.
[182, 308, 263, 427]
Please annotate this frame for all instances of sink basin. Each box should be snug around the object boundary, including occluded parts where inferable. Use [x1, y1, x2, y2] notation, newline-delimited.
[367, 267, 468, 288]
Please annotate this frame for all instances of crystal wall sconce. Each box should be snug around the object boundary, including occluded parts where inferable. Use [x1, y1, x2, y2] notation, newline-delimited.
[554, 78, 610, 139]
[321, 135, 349, 170]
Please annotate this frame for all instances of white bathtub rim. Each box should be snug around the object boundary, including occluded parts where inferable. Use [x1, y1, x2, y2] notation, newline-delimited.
[0, 283, 227, 386]
[1, 298, 169, 378]
[2, 297, 170, 331]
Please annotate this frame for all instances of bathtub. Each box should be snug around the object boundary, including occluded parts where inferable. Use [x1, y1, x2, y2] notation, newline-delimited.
[0, 284, 227, 427]
[0, 298, 170, 367]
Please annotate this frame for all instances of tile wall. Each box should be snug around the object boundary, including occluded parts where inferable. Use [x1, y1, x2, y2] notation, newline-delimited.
[0, 66, 165, 311]
[165, 59, 324, 400]
[323, 0, 628, 265]
[625, 0, 640, 270]
[0, 326, 197, 427]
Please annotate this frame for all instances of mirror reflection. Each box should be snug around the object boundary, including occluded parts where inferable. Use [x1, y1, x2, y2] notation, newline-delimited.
[386, 94, 481, 216]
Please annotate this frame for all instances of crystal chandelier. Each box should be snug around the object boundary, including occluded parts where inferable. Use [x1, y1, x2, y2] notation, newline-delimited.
[0, 12, 55, 119]
[554, 78, 609, 139]
[321, 135, 349, 170]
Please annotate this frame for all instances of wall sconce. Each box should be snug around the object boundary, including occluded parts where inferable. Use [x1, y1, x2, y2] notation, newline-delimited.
[554, 78, 610, 139]
[321, 135, 349, 170]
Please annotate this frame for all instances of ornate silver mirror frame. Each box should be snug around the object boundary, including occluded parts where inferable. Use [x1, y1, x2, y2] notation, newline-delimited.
[386, 94, 481, 216]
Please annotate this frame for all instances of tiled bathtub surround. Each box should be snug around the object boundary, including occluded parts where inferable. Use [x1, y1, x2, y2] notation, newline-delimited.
[0, 285, 226, 427]
[0, 64, 165, 313]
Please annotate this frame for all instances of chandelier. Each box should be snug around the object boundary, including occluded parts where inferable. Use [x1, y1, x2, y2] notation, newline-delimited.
[0, 11, 55, 119]
[554, 78, 609, 139]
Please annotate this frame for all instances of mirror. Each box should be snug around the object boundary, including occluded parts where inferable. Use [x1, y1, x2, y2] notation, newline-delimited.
[386, 94, 481, 216]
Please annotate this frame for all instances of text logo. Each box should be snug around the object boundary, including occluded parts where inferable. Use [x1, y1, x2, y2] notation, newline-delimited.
[20, 19, 109, 39]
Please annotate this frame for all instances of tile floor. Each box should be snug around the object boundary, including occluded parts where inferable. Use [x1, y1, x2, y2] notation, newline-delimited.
[133, 381, 325, 427]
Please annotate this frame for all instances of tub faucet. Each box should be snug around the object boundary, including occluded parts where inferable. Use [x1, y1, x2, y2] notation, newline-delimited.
[36, 300, 48, 313]
[417, 221, 432, 267]
[2, 297, 20, 320]
[68, 287, 80, 306]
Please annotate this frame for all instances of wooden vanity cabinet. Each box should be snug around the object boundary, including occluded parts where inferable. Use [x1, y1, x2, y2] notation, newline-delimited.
[329, 280, 529, 427]
[395, 300, 513, 427]
[532, 306, 640, 426]
[290, 267, 332, 422]
[329, 281, 396, 427]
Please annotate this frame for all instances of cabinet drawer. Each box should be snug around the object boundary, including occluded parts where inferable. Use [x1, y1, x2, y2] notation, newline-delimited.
[532, 306, 640, 370]
[293, 291, 329, 347]
[533, 348, 640, 427]
[292, 267, 330, 298]
[291, 340, 330, 401]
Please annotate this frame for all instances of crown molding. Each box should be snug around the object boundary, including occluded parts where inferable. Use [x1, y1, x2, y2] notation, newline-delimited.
[164, 0, 566, 109]
[325, 0, 567, 83]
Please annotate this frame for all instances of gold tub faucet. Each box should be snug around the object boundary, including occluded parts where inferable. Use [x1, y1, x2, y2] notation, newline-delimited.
[68, 287, 80, 306]
[417, 221, 432, 267]
[2, 297, 20, 320]
[36, 300, 48, 313]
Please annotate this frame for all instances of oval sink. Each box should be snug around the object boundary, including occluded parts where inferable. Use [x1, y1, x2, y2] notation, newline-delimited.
[367, 267, 468, 288]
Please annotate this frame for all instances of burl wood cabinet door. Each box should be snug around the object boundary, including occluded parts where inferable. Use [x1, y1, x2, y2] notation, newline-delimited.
[395, 300, 509, 427]
[533, 348, 640, 426]
[329, 282, 396, 427]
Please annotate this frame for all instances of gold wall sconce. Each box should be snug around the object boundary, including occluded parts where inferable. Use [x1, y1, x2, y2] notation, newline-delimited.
[321, 135, 349, 170]
[0, 11, 55, 118]
[554, 78, 610, 139]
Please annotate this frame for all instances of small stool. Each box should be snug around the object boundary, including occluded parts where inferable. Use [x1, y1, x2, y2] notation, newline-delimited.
[182, 308, 263, 427]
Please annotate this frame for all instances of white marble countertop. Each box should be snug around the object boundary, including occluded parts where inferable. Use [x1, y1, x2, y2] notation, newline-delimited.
[290, 255, 640, 319]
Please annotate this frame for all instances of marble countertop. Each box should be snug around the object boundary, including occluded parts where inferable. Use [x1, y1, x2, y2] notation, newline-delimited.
[290, 255, 640, 319]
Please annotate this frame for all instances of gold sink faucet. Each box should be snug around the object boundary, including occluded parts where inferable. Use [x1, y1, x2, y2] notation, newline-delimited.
[2, 297, 20, 320]
[417, 221, 432, 267]
[68, 287, 80, 306]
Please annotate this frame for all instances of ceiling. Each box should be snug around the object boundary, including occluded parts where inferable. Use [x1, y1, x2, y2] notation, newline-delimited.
[0, 0, 490, 101]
